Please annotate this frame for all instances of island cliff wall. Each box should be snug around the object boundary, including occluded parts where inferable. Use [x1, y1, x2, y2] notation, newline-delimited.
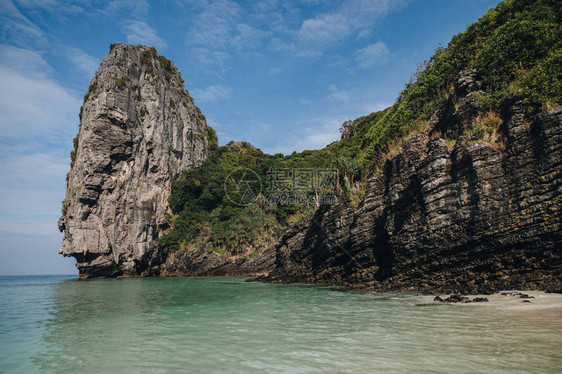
[262, 74, 561, 293]
[58, 44, 210, 278]
[163, 71, 561, 293]
[59, 45, 560, 293]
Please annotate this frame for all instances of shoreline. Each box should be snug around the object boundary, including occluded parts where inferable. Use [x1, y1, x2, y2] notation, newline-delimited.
[71, 272, 562, 310]
[428, 290, 562, 308]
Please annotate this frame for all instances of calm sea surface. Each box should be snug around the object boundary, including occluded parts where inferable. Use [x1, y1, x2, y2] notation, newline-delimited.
[0, 275, 561, 373]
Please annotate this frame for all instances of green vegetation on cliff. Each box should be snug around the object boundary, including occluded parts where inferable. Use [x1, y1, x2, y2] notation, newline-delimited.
[159, 142, 317, 252]
[161, 0, 561, 254]
[355, 0, 561, 171]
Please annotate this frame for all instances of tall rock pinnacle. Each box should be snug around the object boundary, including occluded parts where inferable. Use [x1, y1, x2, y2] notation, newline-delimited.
[58, 43, 212, 278]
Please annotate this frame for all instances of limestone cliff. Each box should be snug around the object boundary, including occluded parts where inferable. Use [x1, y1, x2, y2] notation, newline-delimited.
[58, 44, 210, 278]
[261, 70, 562, 293]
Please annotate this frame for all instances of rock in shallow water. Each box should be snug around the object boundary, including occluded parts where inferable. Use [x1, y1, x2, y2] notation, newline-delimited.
[434, 295, 489, 303]
[472, 297, 489, 303]
[444, 295, 472, 303]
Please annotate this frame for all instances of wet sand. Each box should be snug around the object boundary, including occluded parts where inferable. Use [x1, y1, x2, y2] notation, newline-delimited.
[429, 290, 562, 311]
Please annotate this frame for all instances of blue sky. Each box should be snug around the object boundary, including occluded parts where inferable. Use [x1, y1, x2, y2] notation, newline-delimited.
[0, 0, 501, 275]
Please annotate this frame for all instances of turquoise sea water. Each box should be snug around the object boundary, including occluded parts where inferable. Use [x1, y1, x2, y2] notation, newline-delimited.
[0, 275, 561, 373]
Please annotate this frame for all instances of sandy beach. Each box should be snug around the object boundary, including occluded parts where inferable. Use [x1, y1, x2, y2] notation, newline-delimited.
[429, 291, 562, 311]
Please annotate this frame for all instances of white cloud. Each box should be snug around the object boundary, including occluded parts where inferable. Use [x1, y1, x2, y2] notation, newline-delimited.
[355, 41, 390, 68]
[14, 0, 60, 8]
[0, 68, 79, 138]
[0, 0, 49, 49]
[14, 0, 85, 14]
[186, 0, 241, 48]
[188, 14, 232, 48]
[191, 85, 233, 104]
[232, 23, 271, 50]
[263, 116, 345, 155]
[262, 97, 394, 155]
[123, 20, 167, 49]
[189, 47, 231, 73]
[298, 13, 350, 45]
[181, 0, 404, 64]
[253, 0, 279, 13]
[0, 44, 52, 78]
[66, 47, 100, 75]
[296, 0, 406, 54]
[327, 84, 351, 103]
[0, 45, 80, 139]
[185, 1, 271, 70]
[269, 37, 297, 54]
[342, 0, 407, 37]
[269, 66, 284, 75]
[0, 44, 77, 237]
[0, 151, 69, 191]
[106, 0, 149, 18]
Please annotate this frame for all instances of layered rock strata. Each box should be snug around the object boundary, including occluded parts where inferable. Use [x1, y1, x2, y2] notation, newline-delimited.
[261, 73, 561, 293]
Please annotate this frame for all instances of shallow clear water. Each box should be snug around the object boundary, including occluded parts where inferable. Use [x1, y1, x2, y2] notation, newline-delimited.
[0, 275, 561, 373]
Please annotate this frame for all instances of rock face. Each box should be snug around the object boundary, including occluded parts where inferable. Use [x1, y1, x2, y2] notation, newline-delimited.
[162, 243, 276, 277]
[262, 71, 562, 294]
[58, 44, 210, 278]
[59, 48, 560, 293]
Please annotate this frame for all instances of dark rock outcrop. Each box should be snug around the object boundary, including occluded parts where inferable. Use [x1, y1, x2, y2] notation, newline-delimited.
[443, 295, 472, 303]
[340, 120, 355, 139]
[161, 243, 276, 277]
[58, 44, 210, 278]
[473, 297, 489, 302]
[260, 72, 561, 293]
[500, 292, 535, 299]
[433, 295, 489, 303]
